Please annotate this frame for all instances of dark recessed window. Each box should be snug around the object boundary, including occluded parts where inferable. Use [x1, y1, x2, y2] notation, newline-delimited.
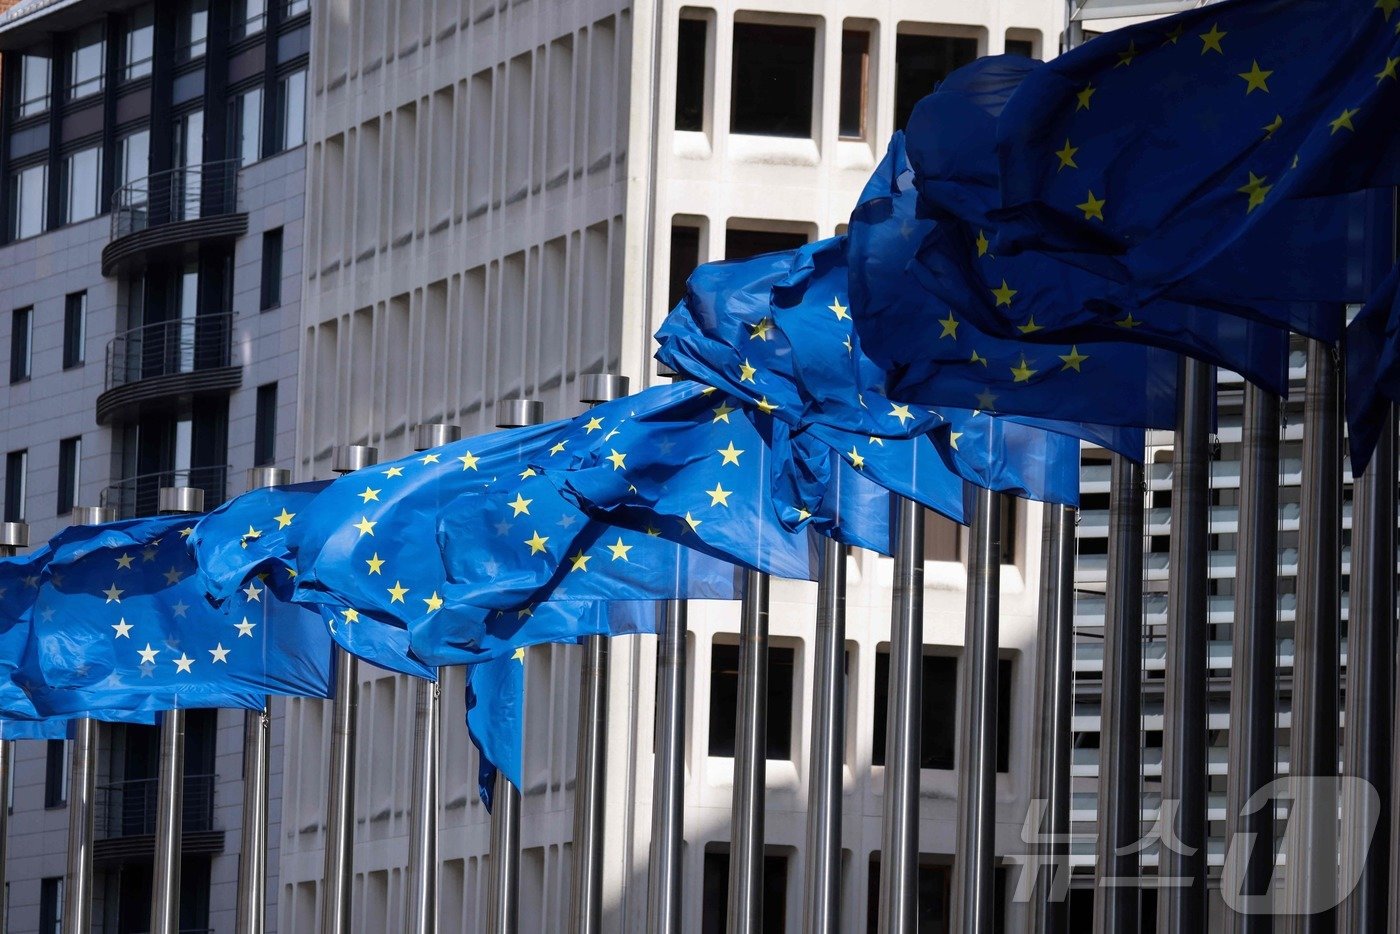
[67, 23, 105, 100]
[724, 228, 809, 261]
[254, 382, 278, 466]
[1005, 36, 1035, 58]
[866, 859, 951, 932]
[894, 34, 978, 130]
[43, 740, 67, 808]
[123, 5, 155, 80]
[871, 652, 1013, 772]
[4, 450, 26, 523]
[701, 848, 789, 934]
[178, 0, 209, 62]
[64, 292, 87, 369]
[39, 877, 62, 933]
[260, 228, 284, 310]
[708, 643, 796, 759]
[11, 164, 48, 240]
[10, 307, 32, 383]
[668, 223, 701, 311]
[231, 87, 265, 166]
[17, 55, 51, 117]
[730, 23, 816, 137]
[839, 29, 871, 139]
[675, 18, 707, 131]
[57, 436, 81, 516]
[999, 493, 1018, 565]
[233, 0, 268, 39]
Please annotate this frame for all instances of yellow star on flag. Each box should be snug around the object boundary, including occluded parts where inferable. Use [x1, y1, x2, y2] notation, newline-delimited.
[459, 452, 480, 470]
[103, 583, 124, 603]
[683, 512, 702, 532]
[509, 493, 532, 516]
[387, 581, 409, 603]
[706, 483, 732, 507]
[1055, 139, 1078, 171]
[1076, 83, 1096, 111]
[525, 531, 549, 555]
[383, 466, 404, 478]
[1329, 107, 1359, 134]
[828, 297, 849, 320]
[939, 311, 959, 339]
[116, 553, 134, 570]
[420, 453, 440, 464]
[1199, 23, 1226, 54]
[890, 403, 914, 426]
[718, 441, 744, 465]
[712, 403, 735, 423]
[274, 508, 295, 529]
[1117, 313, 1143, 329]
[358, 486, 381, 503]
[342, 608, 360, 624]
[606, 449, 627, 470]
[1011, 356, 1037, 383]
[365, 553, 385, 574]
[1164, 23, 1184, 44]
[607, 537, 632, 561]
[513, 646, 526, 662]
[549, 441, 567, 455]
[757, 397, 778, 414]
[748, 318, 774, 341]
[975, 229, 991, 256]
[1059, 346, 1089, 372]
[353, 516, 376, 536]
[569, 550, 592, 572]
[423, 592, 444, 613]
[739, 359, 757, 383]
[1236, 172, 1272, 213]
[519, 467, 537, 479]
[1115, 41, 1137, 67]
[1262, 114, 1284, 139]
[584, 417, 604, 433]
[1077, 190, 1106, 221]
[949, 431, 964, 450]
[991, 280, 1017, 307]
[1237, 60, 1272, 94]
[847, 447, 865, 469]
[1017, 317, 1044, 335]
[970, 349, 988, 366]
[1377, 56, 1400, 82]
[1379, 0, 1399, 21]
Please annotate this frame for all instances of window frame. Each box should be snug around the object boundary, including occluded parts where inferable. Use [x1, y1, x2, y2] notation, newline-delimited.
[254, 382, 278, 466]
[43, 739, 68, 808]
[63, 291, 86, 369]
[260, 227, 284, 310]
[66, 22, 107, 101]
[728, 18, 819, 139]
[122, 4, 156, 81]
[10, 307, 33, 384]
[17, 54, 52, 118]
[10, 162, 48, 240]
[4, 450, 27, 523]
[63, 144, 103, 225]
[57, 436, 81, 516]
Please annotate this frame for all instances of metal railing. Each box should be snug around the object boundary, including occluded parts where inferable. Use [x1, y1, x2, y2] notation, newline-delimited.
[102, 466, 229, 519]
[94, 774, 217, 839]
[104, 312, 235, 391]
[111, 159, 241, 239]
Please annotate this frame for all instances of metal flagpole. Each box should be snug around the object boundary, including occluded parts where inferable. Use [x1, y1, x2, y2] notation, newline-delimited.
[1341, 402, 1393, 931]
[488, 398, 544, 934]
[150, 486, 207, 934]
[880, 495, 926, 933]
[1031, 504, 1074, 934]
[0, 520, 27, 931]
[647, 597, 688, 934]
[570, 374, 629, 934]
[1283, 341, 1341, 930]
[1095, 457, 1144, 932]
[1158, 357, 1213, 931]
[1225, 384, 1280, 932]
[951, 488, 1001, 933]
[406, 423, 459, 934]
[235, 467, 291, 934]
[322, 443, 378, 934]
[727, 567, 771, 934]
[803, 538, 847, 933]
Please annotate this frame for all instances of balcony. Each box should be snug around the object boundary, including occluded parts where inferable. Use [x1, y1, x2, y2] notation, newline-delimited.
[92, 774, 225, 864]
[101, 160, 248, 276]
[102, 466, 229, 519]
[95, 312, 241, 425]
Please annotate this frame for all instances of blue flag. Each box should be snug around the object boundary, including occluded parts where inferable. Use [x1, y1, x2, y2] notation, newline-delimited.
[0, 548, 49, 721]
[467, 649, 525, 812]
[1346, 264, 1400, 471]
[188, 479, 330, 602]
[19, 515, 334, 717]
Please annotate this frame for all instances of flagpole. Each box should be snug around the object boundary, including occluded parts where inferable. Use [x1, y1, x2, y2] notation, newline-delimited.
[1032, 503, 1074, 934]
[1341, 402, 1393, 931]
[322, 443, 379, 934]
[0, 520, 27, 931]
[1158, 358, 1213, 931]
[648, 597, 688, 934]
[727, 567, 770, 934]
[951, 487, 1000, 933]
[1094, 456, 1143, 932]
[570, 374, 629, 934]
[407, 424, 460, 934]
[1225, 384, 1280, 932]
[488, 399, 545, 934]
[150, 486, 206, 934]
[803, 537, 847, 933]
[880, 494, 927, 933]
[1283, 341, 1341, 930]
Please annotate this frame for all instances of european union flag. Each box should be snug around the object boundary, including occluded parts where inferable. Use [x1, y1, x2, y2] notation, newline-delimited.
[0, 548, 48, 721]
[992, 1, 1399, 318]
[20, 515, 334, 717]
[188, 479, 330, 602]
[1346, 265, 1400, 470]
[467, 650, 524, 811]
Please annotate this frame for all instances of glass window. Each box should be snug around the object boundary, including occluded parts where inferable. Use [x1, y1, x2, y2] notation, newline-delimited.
[232, 0, 267, 39]
[18, 55, 51, 117]
[279, 69, 307, 150]
[254, 382, 277, 465]
[260, 228, 283, 310]
[894, 34, 978, 130]
[38, 877, 62, 933]
[839, 29, 871, 139]
[117, 129, 150, 219]
[9, 309, 32, 384]
[43, 740, 68, 807]
[674, 18, 706, 131]
[667, 223, 700, 311]
[179, 0, 209, 62]
[729, 23, 816, 138]
[4, 450, 27, 522]
[63, 292, 86, 369]
[230, 86, 264, 165]
[64, 145, 103, 224]
[10, 163, 47, 239]
[57, 437, 81, 515]
[123, 5, 155, 80]
[285, 0, 309, 16]
[701, 849, 789, 934]
[724, 227, 808, 260]
[67, 23, 105, 100]
[707, 643, 796, 758]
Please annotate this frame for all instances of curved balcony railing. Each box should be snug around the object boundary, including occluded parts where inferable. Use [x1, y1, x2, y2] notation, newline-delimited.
[102, 466, 229, 519]
[111, 159, 242, 240]
[105, 312, 235, 392]
[95, 773, 217, 839]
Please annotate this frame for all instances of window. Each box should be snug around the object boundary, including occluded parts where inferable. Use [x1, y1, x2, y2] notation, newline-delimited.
[3, 451, 25, 523]
[865, 860, 951, 932]
[179, 0, 209, 61]
[11, 163, 47, 239]
[1005, 33, 1036, 58]
[701, 848, 789, 934]
[668, 222, 700, 310]
[999, 494, 1018, 565]
[254, 383, 278, 465]
[894, 33, 978, 130]
[38, 877, 62, 933]
[674, 17, 707, 131]
[63, 292, 86, 369]
[10, 308, 32, 383]
[18, 55, 51, 117]
[285, 0, 310, 16]
[123, 5, 155, 80]
[233, 0, 268, 39]
[279, 69, 308, 150]
[64, 146, 102, 224]
[724, 227, 809, 261]
[67, 23, 105, 100]
[260, 228, 284, 310]
[924, 510, 961, 561]
[730, 23, 815, 137]
[117, 129, 151, 211]
[707, 643, 795, 758]
[231, 87, 265, 166]
[57, 437, 81, 515]
[838, 29, 872, 139]
[871, 652, 1013, 771]
[43, 740, 67, 807]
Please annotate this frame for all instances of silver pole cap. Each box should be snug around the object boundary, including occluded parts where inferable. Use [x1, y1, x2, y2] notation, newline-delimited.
[158, 486, 206, 514]
[579, 373, 630, 405]
[332, 445, 379, 474]
[413, 423, 462, 451]
[655, 362, 679, 380]
[72, 506, 118, 526]
[247, 466, 292, 490]
[0, 521, 28, 549]
[495, 399, 544, 428]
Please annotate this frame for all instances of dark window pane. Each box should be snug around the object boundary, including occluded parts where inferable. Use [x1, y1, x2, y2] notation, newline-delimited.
[767, 646, 794, 759]
[260, 227, 284, 310]
[39, 876, 62, 932]
[924, 509, 961, 561]
[839, 30, 871, 138]
[675, 18, 707, 131]
[730, 24, 815, 137]
[57, 436, 80, 515]
[701, 848, 788, 933]
[44, 740, 66, 807]
[997, 657, 1013, 773]
[894, 34, 978, 130]
[1000, 493, 1017, 564]
[4, 450, 26, 522]
[724, 228, 808, 261]
[1005, 38, 1035, 57]
[867, 859, 952, 932]
[10, 307, 32, 383]
[63, 292, 86, 369]
[254, 382, 278, 466]
[668, 224, 700, 311]
[873, 653, 958, 769]
[709, 642, 795, 759]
